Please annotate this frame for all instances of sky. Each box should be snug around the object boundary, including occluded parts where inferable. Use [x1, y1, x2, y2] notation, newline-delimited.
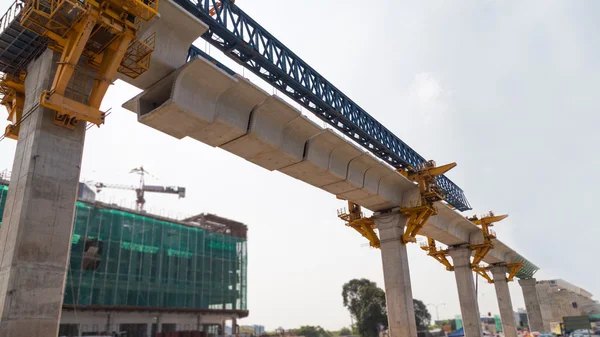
[1, 0, 599, 332]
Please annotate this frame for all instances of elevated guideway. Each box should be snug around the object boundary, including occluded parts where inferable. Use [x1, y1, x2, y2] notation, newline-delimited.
[122, 54, 538, 278]
[0, 0, 538, 277]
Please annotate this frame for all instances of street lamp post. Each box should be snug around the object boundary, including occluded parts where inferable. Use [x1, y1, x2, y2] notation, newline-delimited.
[427, 302, 446, 322]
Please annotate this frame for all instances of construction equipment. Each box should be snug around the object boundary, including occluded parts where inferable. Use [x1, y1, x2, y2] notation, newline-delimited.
[337, 201, 380, 248]
[0, 72, 25, 139]
[420, 238, 453, 271]
[469, 211, 507, 267]
[398, 160, 457, 243]
[473, 262, 524, 284]
[209, 0, 236, 16]
[420, 211, 520, 284]
[94, 166, 185, 212]
[2, 0, 158, 138]
[337, 160, 457, 247]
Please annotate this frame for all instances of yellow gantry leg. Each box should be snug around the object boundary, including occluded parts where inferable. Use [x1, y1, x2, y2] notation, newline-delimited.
[51, 14, 97, 96]
[88, 31, 135, 109]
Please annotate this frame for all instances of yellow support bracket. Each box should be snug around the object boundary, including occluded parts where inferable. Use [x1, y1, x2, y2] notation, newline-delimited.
[420, 238, 453, 271]
[0, 72, 26, 139]
[506, 262, 524, 282]
[17, 0, 157, 135]
[473, 265, 494, 284]
[337, 201, 380, 248]
[468, 211, 507, 267]
[398, 160, 456, 243]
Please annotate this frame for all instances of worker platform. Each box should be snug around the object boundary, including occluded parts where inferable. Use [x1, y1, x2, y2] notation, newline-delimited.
[0, 0, 46, 75]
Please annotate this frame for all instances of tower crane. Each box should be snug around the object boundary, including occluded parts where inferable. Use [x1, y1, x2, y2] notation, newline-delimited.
[93, 166, 186, 212]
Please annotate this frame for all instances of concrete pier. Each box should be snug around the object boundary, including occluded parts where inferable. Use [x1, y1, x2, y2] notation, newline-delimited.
[375, 212, 417, 337]
[491, 265, 517, 337]
[518, 278, 544, 332]
[449, 246, 482, 337]
[0, 50, 87, 336]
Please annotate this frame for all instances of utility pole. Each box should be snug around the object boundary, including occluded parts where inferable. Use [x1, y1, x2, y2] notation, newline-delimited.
[427, 302, 446, 321]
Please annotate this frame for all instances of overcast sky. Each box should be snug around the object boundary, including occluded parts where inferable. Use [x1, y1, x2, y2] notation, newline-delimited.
[1, 0, 599, 332]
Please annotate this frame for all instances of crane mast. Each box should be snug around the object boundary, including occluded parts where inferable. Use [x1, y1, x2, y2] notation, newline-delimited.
[94, 166, 186, 212]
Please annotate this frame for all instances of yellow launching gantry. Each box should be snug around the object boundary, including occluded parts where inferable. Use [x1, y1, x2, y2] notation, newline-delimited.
[337, 160, 457, 248]
[2, 0, 158, 138]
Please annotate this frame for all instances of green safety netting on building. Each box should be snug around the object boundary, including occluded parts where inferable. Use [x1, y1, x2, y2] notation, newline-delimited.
[0, 184, 247, 311]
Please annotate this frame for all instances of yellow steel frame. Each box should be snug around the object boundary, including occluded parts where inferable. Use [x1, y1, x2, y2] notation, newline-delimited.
[473, 265, 494, 284]
[398, 161, 456, 243]
[13, 0, 158, 136]
[420, 238, 453, 271]
[337, 201, 380, 248]
[468, 211, 507, 267]
[506, 262, 524, 282]
[472, 262, 524, 284]
[336, 161, 459, 248]
[0, 73, 26, 139]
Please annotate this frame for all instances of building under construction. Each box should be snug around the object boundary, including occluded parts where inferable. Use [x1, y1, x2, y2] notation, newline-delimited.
[0, 178, 248, 337]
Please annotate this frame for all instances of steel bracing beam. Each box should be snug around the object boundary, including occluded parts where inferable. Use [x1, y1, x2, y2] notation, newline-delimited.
[180, 0, 471, 211]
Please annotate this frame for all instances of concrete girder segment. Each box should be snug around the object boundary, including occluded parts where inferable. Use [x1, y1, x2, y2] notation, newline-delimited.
[118, 0, 210, 89]
[222, 96, 320, 170]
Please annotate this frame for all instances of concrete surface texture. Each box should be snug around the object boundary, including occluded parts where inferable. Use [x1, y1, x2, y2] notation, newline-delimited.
[60, 310, 237, 334]
[448, 246, 482, 337]
[536, 280, 597, 331]
[375, 212, 417, 337]
[117, 0, 209, 89]
[518, 278, 544, 332]
[0, 49, 87, 336]
[121, 55, 535, 269]
[490, 265, 517, 337]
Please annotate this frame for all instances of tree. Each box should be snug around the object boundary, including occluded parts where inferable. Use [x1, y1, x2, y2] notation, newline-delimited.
[294, 326, 332, 337]
[341, 279, 432, 336]
[339, 327, 352, 336]
[413, 299, 432, 331]
[342, 279, 387, 337]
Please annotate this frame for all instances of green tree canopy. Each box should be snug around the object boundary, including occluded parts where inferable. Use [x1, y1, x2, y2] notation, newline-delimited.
[294, 326, 332, 337]
[339, 327, 352, 336]
[342, 279, 387, 337]
[341, 279, 432, 336]
[413, 299, 432, 331]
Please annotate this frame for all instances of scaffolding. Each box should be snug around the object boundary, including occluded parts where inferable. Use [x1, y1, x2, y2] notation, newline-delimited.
[0, 184, 248, 312]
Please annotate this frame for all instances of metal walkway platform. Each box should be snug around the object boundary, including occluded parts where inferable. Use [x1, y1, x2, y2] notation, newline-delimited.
[0, 0, 46, 75]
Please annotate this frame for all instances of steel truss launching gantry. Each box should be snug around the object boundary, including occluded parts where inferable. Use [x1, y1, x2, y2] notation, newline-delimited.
[1, 0, 158, 138]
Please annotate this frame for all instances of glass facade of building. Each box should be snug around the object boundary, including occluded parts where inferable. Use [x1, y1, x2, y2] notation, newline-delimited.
[0, 184, 248, 311]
